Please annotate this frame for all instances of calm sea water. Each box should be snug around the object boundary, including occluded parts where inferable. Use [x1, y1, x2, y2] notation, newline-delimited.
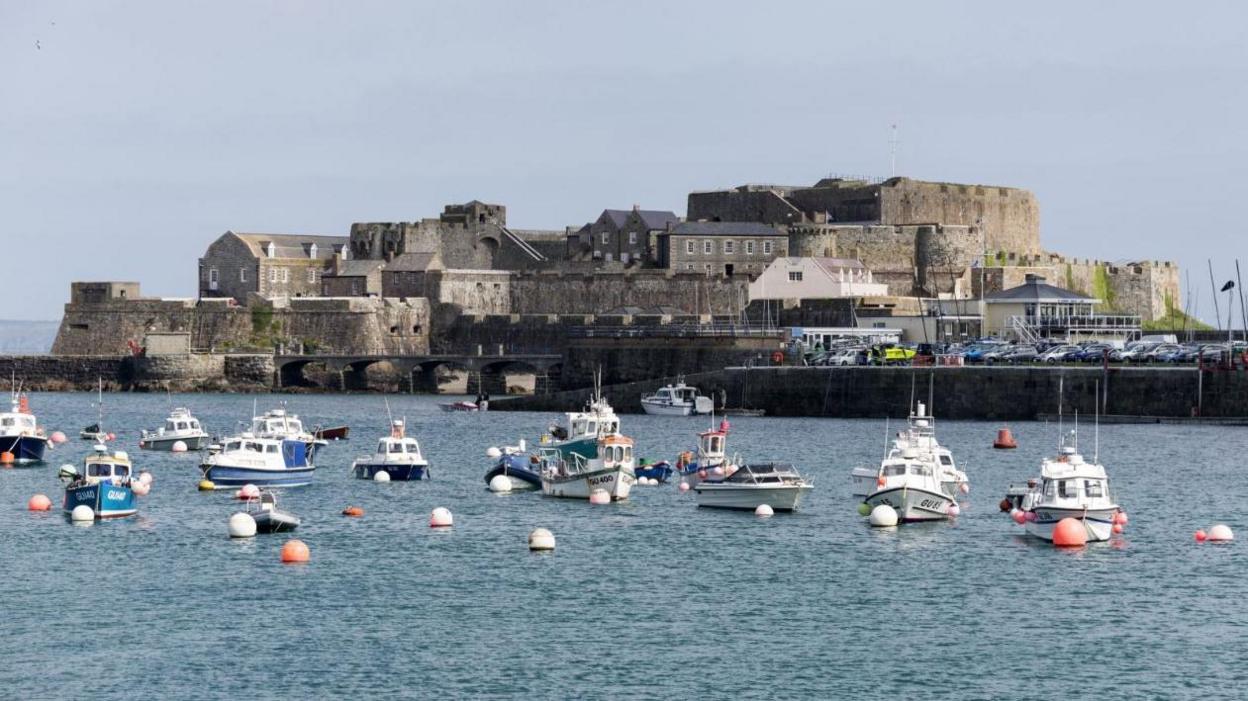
[2, 392, 1245, 699]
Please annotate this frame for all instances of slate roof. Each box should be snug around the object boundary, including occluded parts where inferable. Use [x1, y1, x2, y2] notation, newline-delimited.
[667, 222, 785, 237]
[985, 275, 1097, 303]
[231, 232, 347, 260]
[329, 259, 384, 277]
[599, 209, 680, 230]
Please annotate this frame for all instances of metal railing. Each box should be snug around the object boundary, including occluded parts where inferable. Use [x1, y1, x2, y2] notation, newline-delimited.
[566, 324, 785, 339]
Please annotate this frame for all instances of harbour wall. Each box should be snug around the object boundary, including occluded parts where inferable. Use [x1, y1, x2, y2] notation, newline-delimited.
[0, 354, 275, 392]
[494, 366, 1248, 420]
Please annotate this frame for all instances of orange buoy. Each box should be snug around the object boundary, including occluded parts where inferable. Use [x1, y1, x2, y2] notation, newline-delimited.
[280, 539, 310, 563]
[1113, 511, 1128, 526]
[27, 494, 52, 511]
[993, 428, 1017, 449]
[1052, 518, 1088, 547]
[1195, 529, 1208, 542]
[341, 506, 364, 517]
[1111, 523, 1124, 535]
[0, 451, 14, 464]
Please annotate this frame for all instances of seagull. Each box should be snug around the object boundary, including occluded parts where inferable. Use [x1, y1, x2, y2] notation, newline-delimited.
[35, 40, 41, 50]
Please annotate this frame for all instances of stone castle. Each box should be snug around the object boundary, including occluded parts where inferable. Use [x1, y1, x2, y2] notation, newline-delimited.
[51, 173, 1181, 362]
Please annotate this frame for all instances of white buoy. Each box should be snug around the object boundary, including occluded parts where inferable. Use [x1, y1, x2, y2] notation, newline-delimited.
[429, 507, 453, 527]
[641, 476, 653, 486]
[489, 474, 513, 493]
[171, 440, 188, 453]
[58, 464, 78, 480]
[755, 504, 774, 517]
[71, 504, 94, 522]
[868, 504, 899, 527]
[678, 482, 690, 493]
[373, 470, 391, 483]
[947, 503, 961, 517]
[528, 527, 556, 551]
[486, 446, 502, 459]
[132, 481, 151, 496]
[589, 489, 611, 505]
[138, 471, 153, 486]
[228, 512, 257, 538]
[1208, 524, 1235, 542]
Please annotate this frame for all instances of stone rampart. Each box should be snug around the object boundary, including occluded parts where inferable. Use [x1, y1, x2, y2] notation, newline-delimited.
[508, 270, 749, 315]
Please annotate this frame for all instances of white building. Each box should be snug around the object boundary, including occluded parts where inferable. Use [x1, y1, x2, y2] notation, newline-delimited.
[749, 257, 889, 301]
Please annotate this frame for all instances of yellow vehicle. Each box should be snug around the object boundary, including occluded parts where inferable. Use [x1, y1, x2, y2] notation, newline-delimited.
[870, 344, 917, 365]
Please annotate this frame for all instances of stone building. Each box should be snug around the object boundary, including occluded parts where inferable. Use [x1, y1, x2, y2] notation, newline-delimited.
[688, 176, 1040, 256]
[198, 232, 347, 302]
[655, 222, 788, 276]
[321, 259, 385, 297]
[569, 207, 680, 264]
[380, 252, 445, 299]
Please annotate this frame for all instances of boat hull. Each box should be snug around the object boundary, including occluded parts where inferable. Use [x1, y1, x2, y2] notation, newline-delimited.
[252, 509, 301, 533]
[542, 465, 634, 500]
[864, 486, 954, 522]
[484, 458, 542, 490]
[139, 434, 209, 451]
[63, 482, 136, 518]
[693, 483, 811, 512]
[635, 461, 673, 483]
[850, 467, 877, 497]
[202, 464, 316, 489]
[1025, 507, 1117, 542]
[640, 401, 693, 416]
[352, 462, 428, 481]
[314, 426, 350, 441]
[0, 434, 48, 464]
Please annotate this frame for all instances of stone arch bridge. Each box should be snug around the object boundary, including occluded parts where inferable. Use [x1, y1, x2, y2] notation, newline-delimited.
[274, 353, 563, 394]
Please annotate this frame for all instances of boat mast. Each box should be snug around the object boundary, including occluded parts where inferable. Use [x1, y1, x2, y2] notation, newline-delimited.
[1057, 374, 1064, 450]
[1094, 379, 1100, 464]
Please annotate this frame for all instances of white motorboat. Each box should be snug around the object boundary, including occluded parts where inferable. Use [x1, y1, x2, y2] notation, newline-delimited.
[248, 407, 326, 453]
[539, 433, 636, 501]
[851, 401, 967, 498]
[693, 462, 812, 512]
[139, 407, 210, 451]
[351, 419, 430, 481]
[1021, 432, 1119, 542]
[863, 445, 955, 522]
[200, 434, 316, 488]
[641, 381, 713, 416]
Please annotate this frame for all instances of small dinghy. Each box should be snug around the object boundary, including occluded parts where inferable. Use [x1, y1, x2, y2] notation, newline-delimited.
[635, 458, 673, 483]
[314, 425, 350, 441]
[244, 491, 301, 533]
[484, 441, 542, 490]
[439, 401, 481, 413]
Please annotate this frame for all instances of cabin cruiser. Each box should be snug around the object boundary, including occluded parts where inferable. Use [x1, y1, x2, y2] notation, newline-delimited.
[63, 445, 137, 518]
[641, 381, 713, 416]
[248, 408, 326, 454]
[200, 435, 316, 488]
[1019, 432, 1119, 542]
[693, 462, 812, 512]
[539, 433, 636, 501]
[139, 407, 210, 451]
[547, 394, 621, 461]
[483, 440, 541, 491]
[0, 391, 49, 464]
[851, 402, 967, 498]
[862, 443, 954, 522]
[351, 420, 430, 481]
[676, 420, 736, 487]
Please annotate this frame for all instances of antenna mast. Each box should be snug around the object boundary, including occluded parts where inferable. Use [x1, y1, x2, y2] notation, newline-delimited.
[889, 123, 900, 177]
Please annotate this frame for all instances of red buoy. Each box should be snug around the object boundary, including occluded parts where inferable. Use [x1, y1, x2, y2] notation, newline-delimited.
[993, 427, 1017, 449]
[1052, 518, 1088, 547]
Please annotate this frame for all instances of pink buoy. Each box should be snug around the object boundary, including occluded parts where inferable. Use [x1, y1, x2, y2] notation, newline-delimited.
[946, 503, 961, 517]
[959, 482, 970, 494]
[1024, 511, 1038, 522]
[50, 431, 67, 444]
[138, 471, 153, 487]
[237, 483, 260, 500]
[27, 494, 52, 511]
[106, 433, 116, 441]
[1010, 509, 1026, 525]
[678, 482, 690, 493]
[1195, 530, 1208, 543]
[697, 469, 707, 479]
[132, 481, 150, 496]
[588, 489, 611, 505]
[1111, 523, 1123, 534]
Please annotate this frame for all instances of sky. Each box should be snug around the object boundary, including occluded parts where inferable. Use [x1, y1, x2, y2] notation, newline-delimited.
[2, 1, 1247, 322]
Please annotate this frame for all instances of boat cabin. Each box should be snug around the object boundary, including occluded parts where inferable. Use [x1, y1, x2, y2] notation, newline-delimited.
[163, 412, 203, 434]
[554, 412, 620, 442]
[82, 449, 132, 484]
[720, 462, 805, 485]
[222, 438, 283, 455]
[600, 436, 634, 467]
[648, 385, 698, 406]
[0, 413, 37, 434]
[699, 430, 726, 460]
[252, 409, 305, 437]
[374, 437, 424, 460]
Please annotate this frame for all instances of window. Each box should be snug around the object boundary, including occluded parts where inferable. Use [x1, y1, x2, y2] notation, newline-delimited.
[724, 240, 735, 254]
[763, 241, 774, 255]
[686, 263, 695, 270]
[601, 232, 609, 244]
[309, 243, 318, 259]
[686, 240, 696, 255]
[308, 268, 317, 284]
[788, 271, 804, 282]
[281, 268, 289, 283]
[703, 240, 712, 255]
[209, 268, 219, 284]
[745, 241, 755, 255]
[266, 242, 276, 258]
[628, 231, 637, 244]
[269, 268, 277, 283]
[239, 268, 247, 282]
[1085, 480, 1104, 498]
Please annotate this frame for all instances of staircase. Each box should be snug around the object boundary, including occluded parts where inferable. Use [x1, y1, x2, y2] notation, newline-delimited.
[1008, 315, 1042, 344]
[500, 226, 547, 262]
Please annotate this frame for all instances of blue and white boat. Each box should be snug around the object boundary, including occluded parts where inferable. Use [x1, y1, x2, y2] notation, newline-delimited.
[675, 420, 735, 487]
[63, 445, 137, 518]
[0, 391, 50, 464]
[483, 441, 542, 490]
[634, 459, 673, 483]
[248, 407, 327, 456]
[200, 435, 315, 488]
[351, 420, 429, 481]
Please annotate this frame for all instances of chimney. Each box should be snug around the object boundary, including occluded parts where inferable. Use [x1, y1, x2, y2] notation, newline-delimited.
[632, 203, 640, 212]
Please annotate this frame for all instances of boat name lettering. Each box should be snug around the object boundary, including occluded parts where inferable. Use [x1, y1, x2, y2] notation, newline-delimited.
[587, 475, 615, 486]
[107, 489, 127, 500]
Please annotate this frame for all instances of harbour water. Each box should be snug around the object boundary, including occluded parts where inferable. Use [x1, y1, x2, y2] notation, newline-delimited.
[3, 392, 1245, 699]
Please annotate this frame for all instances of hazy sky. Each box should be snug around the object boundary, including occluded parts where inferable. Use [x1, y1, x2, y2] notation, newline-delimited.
[3, 1, 1246, 322]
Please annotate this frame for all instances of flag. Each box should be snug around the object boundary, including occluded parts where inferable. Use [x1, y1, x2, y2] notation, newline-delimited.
[1221, 280, 1236, 292]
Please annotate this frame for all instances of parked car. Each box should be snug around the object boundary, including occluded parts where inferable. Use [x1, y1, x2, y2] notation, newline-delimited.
[1114, 342, 1160, 363]
[999, 345, 1039, 364]
[1141, 343, 1182, 363]
[964, 343, 1008, 363]
[826, 348, 866, 366]
[1037, 344, 1081, 363]
[1155, 343, 1199, 363]
[1076, 343, 1114, 363]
